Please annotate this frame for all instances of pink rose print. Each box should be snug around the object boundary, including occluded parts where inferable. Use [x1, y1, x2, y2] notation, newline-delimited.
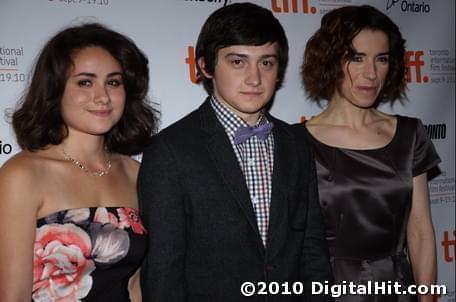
[117, 208, 146, 234]
[94, 207, 119, 227]
[33, 224, 95, 301]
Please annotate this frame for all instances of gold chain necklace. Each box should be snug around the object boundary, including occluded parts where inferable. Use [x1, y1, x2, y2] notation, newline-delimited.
[61, 147, 112, 177]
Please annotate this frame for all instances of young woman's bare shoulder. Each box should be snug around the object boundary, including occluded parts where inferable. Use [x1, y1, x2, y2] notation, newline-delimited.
[0, 151, 53, 212]
[114, 154, 140, 178]
[1, 151, 44, 178]
[1, 149, 62, 187]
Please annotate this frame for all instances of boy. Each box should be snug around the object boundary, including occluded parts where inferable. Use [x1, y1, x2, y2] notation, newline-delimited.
[139, 3, 332, 301]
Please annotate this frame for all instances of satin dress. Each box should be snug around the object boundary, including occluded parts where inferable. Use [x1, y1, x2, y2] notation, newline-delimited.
[302, 116, 440, 302]
[33, 207, 147, 302]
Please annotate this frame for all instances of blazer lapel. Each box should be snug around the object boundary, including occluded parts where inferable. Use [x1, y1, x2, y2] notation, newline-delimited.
[266, 119, 295, 257]
[198, 99, 265, 253]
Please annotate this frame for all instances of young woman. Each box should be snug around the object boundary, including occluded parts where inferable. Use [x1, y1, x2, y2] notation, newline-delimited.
[0, 23, 157, 301]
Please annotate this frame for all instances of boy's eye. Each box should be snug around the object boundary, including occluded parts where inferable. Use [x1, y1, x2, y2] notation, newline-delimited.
[260, 60, 275, 69]
[231, 59, 244, 67]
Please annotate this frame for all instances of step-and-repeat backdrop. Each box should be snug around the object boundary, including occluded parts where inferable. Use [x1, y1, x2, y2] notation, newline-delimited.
[1, 0, 454, 299]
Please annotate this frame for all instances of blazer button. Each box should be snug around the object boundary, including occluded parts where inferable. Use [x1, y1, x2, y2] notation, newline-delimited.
[326, 175, 334, 182]
[265, 264, 275, 271]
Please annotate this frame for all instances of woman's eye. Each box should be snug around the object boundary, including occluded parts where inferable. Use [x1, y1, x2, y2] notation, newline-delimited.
[351, 55, 363, 62]
[77, 80, 92, 87]
[107, 79, 122, 87]
[377, 56, 390, 63]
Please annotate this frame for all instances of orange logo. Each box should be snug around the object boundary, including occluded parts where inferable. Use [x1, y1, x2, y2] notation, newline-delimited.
[405, 50, 429, 83]
[441, 230, 455, 262]
[185, 46, 200, 84]
[271, 0, 317, 14]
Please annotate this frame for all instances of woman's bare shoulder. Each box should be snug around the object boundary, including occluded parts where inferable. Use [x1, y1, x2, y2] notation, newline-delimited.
[114, 154, 140, 178]
[0, 151, 54, 213]
[0, 148, 63, 189]
[304, 114, 335, 138]
[1, 151, 45, 177]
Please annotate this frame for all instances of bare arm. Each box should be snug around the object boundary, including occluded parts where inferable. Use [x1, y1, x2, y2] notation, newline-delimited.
[128, 269, 142, 302]
[407, 173, 436, 302]
[0, 157, 41, 301]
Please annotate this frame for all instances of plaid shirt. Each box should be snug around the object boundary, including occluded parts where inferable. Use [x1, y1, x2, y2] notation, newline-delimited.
[210, 97, 274, 246]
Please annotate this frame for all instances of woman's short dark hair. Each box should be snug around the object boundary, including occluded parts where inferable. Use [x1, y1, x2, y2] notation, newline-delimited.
[12, 22, 158, 155]
[195, 2, 289, 94]
[301, 5, 407, 105]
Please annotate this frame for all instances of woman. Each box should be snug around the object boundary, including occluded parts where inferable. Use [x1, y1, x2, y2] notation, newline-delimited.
[299, 5, 440, 302]
[0, 23, 157, 301]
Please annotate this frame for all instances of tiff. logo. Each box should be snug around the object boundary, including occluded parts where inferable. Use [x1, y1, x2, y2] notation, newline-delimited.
[271, 0, 317, 14]
[405, 50, 428, 83]
[442, 230, 456, 263]
[185, 46, 199, 84]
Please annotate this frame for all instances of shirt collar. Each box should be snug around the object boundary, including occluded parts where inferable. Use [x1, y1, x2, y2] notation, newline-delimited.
[210, 96, 269, 137]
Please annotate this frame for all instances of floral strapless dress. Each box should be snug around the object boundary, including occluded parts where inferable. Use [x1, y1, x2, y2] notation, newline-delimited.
[33, 207, 147, 302]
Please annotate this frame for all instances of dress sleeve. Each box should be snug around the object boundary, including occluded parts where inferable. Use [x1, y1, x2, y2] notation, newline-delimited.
[412, 118, 441, 177]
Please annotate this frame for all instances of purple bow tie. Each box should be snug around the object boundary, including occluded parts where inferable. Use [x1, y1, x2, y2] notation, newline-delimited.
[234, 122, 274, 145]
